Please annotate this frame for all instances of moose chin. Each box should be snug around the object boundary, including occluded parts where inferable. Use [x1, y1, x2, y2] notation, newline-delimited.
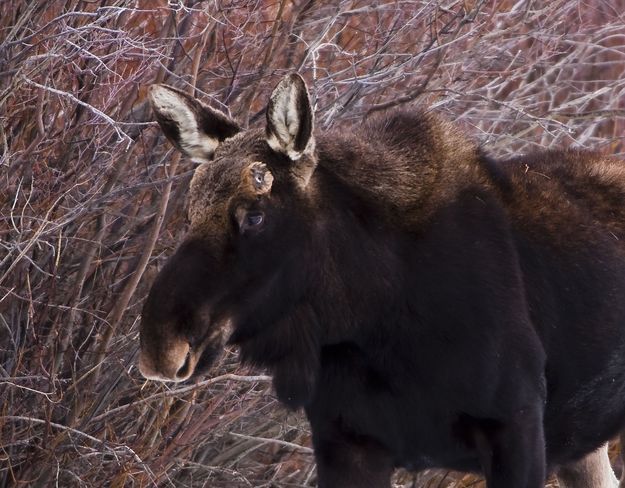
[138, 72, 625, 488]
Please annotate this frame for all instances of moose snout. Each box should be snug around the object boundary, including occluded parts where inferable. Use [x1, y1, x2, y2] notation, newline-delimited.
[138, 339, 198, 382]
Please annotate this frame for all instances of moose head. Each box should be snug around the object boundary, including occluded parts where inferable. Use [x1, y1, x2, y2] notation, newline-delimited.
[138, 74, 325, 404]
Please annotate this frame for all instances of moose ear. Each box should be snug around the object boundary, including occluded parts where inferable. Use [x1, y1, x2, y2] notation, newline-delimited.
[148, 84, 240, 162]
[266, 73, 315, 162]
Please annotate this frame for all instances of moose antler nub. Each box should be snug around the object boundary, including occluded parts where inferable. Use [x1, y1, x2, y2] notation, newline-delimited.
[241, 161, 273, 196]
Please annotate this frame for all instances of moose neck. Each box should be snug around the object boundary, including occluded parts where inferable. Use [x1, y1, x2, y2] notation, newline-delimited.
[304, 174, 409, 344]
[304, 112, 486, 340]
[235, 110, 485, 407]
[314, 110, 484, 228]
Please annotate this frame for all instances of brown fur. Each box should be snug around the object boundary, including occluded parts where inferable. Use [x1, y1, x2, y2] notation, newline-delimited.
[140, 74, 625, 488]
[312, 112, 625, 253]
[313, 110, 487, 228]
[488, 149, 625, 247]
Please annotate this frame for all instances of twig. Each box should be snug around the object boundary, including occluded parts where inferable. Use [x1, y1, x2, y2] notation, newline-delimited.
[20, 76, 133, 148]
[91, 373, 272, 423]
[229, 432, 313, 454]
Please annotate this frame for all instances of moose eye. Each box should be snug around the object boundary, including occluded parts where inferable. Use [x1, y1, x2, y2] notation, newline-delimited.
[236, 209, 265, 234]
[246, 213, 264, 227]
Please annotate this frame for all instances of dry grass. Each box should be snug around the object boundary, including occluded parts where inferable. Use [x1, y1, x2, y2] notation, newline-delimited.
[1, 1, 625, 486]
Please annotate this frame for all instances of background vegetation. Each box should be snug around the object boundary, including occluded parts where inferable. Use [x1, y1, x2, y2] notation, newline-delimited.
[2, 0, 625, 486]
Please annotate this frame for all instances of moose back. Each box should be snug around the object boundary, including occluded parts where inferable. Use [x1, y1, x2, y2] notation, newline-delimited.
[138, 74, 625, 488]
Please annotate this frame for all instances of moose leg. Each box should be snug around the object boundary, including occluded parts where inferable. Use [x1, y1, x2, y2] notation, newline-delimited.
[474, 406, 546, 488]
[621, 432, 625, 488]
[312, 433, 393, 488]
[557, 443, 618, 488]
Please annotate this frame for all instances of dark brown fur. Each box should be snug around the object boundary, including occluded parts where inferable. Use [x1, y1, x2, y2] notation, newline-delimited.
[139, 75, 625, 488]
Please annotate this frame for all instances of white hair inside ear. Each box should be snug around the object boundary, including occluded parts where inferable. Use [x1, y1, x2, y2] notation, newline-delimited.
[266, 73, 315, 162]
[149, 86, 219, 162]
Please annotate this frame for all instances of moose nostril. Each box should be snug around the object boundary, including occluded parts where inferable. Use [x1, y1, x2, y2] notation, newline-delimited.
[175, 350, 192, 379]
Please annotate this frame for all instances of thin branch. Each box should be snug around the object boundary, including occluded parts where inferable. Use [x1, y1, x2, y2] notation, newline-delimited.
[229, 432, 314, 454]
[21, 76, 133, 147]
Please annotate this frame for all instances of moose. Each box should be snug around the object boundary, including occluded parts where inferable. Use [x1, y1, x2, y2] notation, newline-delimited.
[138, 73, 625, 487]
